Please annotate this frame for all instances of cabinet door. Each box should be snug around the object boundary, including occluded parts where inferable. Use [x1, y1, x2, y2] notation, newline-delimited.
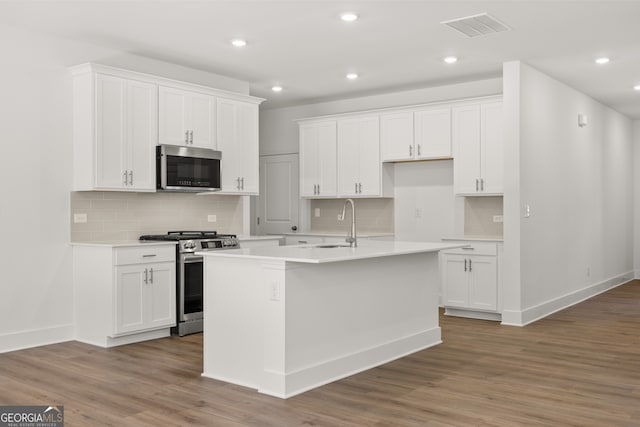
[337, 118, 361, 196]
[217, 98, 241, 191]
[146, 262, 176, 329]
[316, 122, 337, 196]
[442, 254, 469, 308]
[189, 92, 216, 150]
[356, 116, 381, 196]
[236, 101, 259, 194]
[380, 111, 413, 161]
[96, 74, 127, 189]
[414, 108, 451, 159]
[114, 265, 145, 334]
[299, 124, 319, 197]
[480, 102, 504, 194]
[468, 256, 497, 311]
[127, 80, 157, 191]
[158, 86, 189, 146]
[452, 105, 482, 194]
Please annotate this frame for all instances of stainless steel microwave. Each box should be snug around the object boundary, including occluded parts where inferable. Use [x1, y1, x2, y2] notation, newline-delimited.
[156, 144, 222, 192]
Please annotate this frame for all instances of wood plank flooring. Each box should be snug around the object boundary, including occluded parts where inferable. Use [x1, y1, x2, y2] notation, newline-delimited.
[1, 281, 640, 426]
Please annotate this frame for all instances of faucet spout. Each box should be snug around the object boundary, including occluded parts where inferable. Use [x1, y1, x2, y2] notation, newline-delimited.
[341, 198, 357, 248]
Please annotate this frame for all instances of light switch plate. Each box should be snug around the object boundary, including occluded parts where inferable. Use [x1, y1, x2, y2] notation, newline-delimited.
[73, 213, 87, 223]
[207, 214, 217, 222]
[493, 215, 503, 223]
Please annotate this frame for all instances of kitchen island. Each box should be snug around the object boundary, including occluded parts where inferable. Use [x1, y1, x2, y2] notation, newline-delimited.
[198, 240, 464, 398]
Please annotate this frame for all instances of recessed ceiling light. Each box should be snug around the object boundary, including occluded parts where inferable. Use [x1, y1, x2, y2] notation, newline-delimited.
[595, 57, 610, 64]
[346, 73, 359, 80]
[341, 12, 358, 22]
[231, 39, 247, 47]
[444, 56, 458, 64]
[634, 85, 640, 91]
[271, 86, 283, 92]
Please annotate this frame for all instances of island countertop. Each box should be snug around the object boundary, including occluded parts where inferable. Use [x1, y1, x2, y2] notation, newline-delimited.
[197, 240, 465, 264]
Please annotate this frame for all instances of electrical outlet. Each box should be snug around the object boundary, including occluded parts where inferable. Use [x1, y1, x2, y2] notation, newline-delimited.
[524, 204, 531, 218]
[314, 208, 320, 217]
[493, 215, 504, 223]
[73, 213, 87, 223]
[269, 281, 281, 301]
[207, 214, 217, 222]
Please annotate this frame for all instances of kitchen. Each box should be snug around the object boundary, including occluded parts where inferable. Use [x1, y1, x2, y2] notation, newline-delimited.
[1, 1, 640, 425]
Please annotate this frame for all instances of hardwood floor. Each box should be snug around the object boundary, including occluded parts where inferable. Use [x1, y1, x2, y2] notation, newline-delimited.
[2, 281, 640, 426]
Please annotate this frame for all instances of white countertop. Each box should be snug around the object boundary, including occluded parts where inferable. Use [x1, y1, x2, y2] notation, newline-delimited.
[282, 232, 395, 238]
[197, 240, 465, 264]
[442, 236, 503, 242]
[236, 235, 284, 241]
[70, 241, 178, 248]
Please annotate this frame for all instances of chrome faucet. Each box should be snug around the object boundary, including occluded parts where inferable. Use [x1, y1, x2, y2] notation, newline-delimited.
[340, 198, 357, 248]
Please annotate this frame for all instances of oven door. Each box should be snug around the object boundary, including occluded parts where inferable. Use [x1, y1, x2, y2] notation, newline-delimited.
[179, 254, 204, 322]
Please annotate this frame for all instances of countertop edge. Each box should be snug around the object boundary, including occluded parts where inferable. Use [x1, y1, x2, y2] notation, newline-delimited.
[70, 241, 179, 248]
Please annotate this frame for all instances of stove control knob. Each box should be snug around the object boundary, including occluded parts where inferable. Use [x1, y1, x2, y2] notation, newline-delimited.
[183, 240, 196, 250]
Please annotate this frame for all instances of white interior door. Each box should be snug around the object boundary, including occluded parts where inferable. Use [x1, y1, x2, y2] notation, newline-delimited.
[257, 154, 299, 235]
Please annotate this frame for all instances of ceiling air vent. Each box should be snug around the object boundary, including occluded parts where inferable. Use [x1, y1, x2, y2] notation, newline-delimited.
[441, 13, 511, 38]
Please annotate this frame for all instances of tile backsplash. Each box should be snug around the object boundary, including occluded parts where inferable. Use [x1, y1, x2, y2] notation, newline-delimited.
[464, 196, 503, 238]
[70, 191, 243, 242]
[310, 198, 394, 234]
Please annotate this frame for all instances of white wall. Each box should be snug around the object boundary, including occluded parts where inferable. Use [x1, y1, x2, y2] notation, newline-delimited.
[0, 23, 249, 352]
[502, 61, 634, 326]
[634, 121, 640, 277]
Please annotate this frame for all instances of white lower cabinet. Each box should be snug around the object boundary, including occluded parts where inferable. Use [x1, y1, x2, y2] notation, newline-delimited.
[74, 243, 176, 347]
[441, 241, 501, 320]
[114, 261, 175, 335]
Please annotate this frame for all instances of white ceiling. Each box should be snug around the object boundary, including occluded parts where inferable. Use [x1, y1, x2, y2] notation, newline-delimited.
[2, 1, 640, 117]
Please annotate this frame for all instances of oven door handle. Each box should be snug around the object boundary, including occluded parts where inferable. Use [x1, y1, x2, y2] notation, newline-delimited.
[182, 256, 203, 263]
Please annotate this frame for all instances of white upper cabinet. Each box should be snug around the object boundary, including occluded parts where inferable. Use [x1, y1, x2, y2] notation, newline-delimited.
[73, 71, 157, 192]
[158, 86, 216, 150]
[414, 108, 452, 159]
[380, 107, 451, 162]
[337, 116, 383, 197]
[299, 121, 337, 197]
[453, 101, 503, 195]
[217, 98, 259, 194]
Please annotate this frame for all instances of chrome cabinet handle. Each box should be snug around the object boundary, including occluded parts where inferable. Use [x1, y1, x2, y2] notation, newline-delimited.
[185, 130, 189, 144]
[481, 178, 484, 191]
[409, 145, 413, 157]
[417, 144, 421, 156]
[189, 130, 194, 144]
[144, 268, 148, 284]
[354, 182, 358, 194]
[149, 268, 154, 284]
[317, 184, 320, 194]
[240, 177, 244, 190]
[476, 178, 479, 191]
[128, 170, 133, 186]
[464, 259, 467, 272]
[123, 171, 128, 185]
[142, 254, 157, 258]
[359, 183, 362, 193]
[469, 259, 472, 272]
[236, 177, 241, 190]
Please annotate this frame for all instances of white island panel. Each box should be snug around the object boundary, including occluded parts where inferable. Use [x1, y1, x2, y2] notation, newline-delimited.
[201, 241, 458, 398]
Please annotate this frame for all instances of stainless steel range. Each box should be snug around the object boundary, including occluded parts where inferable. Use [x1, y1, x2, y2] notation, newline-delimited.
[139, 231, 240, 336]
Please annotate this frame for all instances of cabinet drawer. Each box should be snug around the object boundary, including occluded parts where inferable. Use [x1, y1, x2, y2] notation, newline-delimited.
[442, 242, 497, 256]
[114, 245, 176, 265]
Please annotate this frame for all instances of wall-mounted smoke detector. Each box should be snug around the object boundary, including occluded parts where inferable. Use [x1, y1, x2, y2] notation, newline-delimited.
[441, 13, 511, 38]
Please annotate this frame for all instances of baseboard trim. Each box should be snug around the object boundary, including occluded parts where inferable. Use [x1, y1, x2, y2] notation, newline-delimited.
[501, 271, 634, 327]
[258, 327, 442, 399]
[0, 324, 74, 353]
